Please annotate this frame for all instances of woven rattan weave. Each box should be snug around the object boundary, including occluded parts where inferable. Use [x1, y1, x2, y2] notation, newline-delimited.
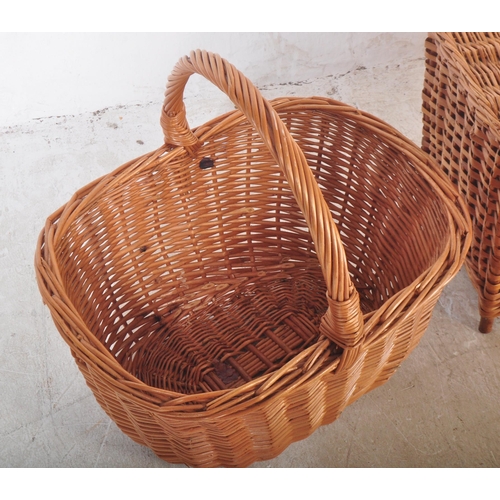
[36, 50, 471, 467]
[422, 32, 500, 333]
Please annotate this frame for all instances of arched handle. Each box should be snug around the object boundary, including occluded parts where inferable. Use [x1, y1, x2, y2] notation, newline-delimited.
[160, 49, 364, 348]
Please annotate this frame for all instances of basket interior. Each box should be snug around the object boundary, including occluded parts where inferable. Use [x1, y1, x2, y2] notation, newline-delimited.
[56, 105, 450, 394]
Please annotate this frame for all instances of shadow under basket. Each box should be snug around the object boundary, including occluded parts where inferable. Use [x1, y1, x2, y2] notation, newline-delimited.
[35, 50, 471, 467]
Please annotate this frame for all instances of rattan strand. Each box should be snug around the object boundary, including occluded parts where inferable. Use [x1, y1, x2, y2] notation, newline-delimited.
[36, 50, 471, 467]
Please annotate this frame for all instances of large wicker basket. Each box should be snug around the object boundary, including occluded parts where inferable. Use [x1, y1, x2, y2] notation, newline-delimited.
[422, 32, 500, 333]
[35, 50, 470, 467]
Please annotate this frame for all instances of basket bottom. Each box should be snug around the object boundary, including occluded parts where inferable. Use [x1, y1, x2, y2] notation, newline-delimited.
[118, 268, 336, 394]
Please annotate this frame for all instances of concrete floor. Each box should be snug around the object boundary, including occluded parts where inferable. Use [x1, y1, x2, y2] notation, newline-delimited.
[2, 56, 500, 468]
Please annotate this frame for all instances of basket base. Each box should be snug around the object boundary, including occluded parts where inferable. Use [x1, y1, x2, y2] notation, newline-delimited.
[118, 268, 338, 394]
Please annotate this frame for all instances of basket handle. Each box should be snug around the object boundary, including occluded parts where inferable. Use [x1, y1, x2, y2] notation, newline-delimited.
[160, 49, 364, 348]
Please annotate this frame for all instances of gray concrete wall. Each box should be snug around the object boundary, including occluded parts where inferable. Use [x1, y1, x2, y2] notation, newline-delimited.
[0, 32, 426, 126]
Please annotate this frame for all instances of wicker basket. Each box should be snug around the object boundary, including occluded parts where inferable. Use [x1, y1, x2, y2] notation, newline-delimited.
[422, 32, 500, 333]
[36, 50, 470, 467]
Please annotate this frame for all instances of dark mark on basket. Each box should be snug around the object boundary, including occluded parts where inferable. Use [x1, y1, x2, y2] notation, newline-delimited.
[213, 361, 238, 384]
[199, 157, 214, 169]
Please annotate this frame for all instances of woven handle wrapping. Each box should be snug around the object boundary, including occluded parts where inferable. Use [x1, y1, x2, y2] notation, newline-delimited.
[160, 49, 364, 348]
